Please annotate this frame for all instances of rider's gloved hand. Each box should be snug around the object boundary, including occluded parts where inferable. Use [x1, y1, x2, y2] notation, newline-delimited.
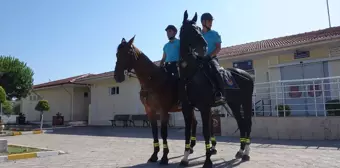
[202, 55, 213, 62]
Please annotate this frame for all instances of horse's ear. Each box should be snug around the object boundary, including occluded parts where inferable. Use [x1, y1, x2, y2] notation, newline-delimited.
[192, 12, 197, 23]
[183, 10, 188, 23]
[128, 35, 135, 46]
[121, 38, 126, 43]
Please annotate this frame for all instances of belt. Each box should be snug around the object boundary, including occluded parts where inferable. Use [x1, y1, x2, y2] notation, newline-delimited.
[165, 61, 177, 65]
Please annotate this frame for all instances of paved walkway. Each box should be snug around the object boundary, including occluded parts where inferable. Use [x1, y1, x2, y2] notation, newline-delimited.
[0, 127, 339, 168]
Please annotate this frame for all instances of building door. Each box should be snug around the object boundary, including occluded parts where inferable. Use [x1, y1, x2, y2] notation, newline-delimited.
[280, 62, 328, 116]
[280, 64, 305, 116]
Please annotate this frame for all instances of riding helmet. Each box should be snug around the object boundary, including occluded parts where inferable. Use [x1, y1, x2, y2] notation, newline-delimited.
[201, 13, 214, 21]
[165, 25, 177, 32]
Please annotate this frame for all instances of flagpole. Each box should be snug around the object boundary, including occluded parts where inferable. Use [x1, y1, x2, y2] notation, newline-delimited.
[326, 0, 332, 28]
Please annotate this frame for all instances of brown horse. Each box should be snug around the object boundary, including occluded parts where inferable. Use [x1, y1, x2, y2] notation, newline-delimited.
[114, 37, 211, 165]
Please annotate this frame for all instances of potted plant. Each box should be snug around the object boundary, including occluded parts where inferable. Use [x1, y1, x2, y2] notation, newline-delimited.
[325, 99, 340, 116]
[16, 112, 26, 125]
[52, 112, 64, 126]
[35, 100, 50, 130]
[275, 104, 291, 117]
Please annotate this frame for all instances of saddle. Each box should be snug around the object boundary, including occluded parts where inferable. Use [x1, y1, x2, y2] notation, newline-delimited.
[218, 67, 240, 90]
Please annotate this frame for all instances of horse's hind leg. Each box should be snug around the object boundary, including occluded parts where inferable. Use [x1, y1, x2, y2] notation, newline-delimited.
[228, 102, 245, 159]
[190, 110, 197, 154]
[146, 108, 159, 163]
[241, 93, 253, 161]
[160, 112, 170, 165]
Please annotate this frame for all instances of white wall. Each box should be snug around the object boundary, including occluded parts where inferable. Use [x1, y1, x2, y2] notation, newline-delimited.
[0, 115, 18, 124]
[88, 78, 144, 125]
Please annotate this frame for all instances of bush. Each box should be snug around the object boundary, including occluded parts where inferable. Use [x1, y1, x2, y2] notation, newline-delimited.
[2, 100, 13, 115]
[35, 100, 50, 112]
[275, 104, 291, 117]
[325, 99, 340, 116]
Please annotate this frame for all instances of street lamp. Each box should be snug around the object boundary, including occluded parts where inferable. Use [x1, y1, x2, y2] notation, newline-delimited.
[326, 0, 332, 28]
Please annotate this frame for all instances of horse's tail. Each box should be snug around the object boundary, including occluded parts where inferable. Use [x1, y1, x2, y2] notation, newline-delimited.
[221, 104, 240, 135]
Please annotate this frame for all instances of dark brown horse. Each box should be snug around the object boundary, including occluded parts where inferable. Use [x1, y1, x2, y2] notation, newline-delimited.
[114, 37, 216, 165]
[178, 11, 254, 168]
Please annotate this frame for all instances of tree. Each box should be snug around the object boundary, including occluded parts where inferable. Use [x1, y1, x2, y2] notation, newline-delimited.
[35, 100, 50, 130]
[0, 55, 34, 99]
[0, 86, 5, 104]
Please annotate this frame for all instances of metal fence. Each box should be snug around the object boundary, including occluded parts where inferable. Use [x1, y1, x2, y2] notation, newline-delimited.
[252, 76, 340, 117]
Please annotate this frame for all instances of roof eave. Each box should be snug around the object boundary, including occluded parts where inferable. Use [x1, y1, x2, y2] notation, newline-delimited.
[219, 36, 340, 61]
[33, 83, 89, 91]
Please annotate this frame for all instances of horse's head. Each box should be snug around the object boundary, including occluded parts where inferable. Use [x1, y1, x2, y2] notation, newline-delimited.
[180, 10, 207, 59]
[114, 36, 138, 83]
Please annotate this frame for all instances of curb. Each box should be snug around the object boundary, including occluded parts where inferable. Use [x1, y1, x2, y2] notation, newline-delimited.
[0, 144, 65, 162]
[0, 150, 62, 162]
[3, 130, 54, 136]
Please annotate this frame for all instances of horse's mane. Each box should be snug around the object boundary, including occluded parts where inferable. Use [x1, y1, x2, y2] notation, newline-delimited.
[117, 42, 158, 69]
[117, 42, 142, 58]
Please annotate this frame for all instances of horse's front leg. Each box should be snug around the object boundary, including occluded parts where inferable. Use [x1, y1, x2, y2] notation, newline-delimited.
[179, 102, 194, 166]
[189, 110, 197, 154]
[200, 106, 213, 168]
[146, 109, 159, 163]
[210, 118, 217, 155]
[160, 112, 169, 165]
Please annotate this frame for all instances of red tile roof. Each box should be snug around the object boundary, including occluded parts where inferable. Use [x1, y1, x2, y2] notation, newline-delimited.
[33, 74, 93, 89]
[39, 26, 340, 84]
[219, 26, 340, 58]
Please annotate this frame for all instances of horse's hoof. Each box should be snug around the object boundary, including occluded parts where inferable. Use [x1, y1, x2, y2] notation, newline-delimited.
[242, 155, 250, 161]
[189, 148, 194, 154]
[203, 159, 213, 168]
[235, 151, 243, 159]
[148, 155, 158, 162]
[179, 160, 189, 167]
[159, 157, 169, 165]
[210, 148, 217, 155]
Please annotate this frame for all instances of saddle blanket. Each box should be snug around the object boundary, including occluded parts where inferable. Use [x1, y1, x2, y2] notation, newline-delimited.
[219, 67, 240, 90]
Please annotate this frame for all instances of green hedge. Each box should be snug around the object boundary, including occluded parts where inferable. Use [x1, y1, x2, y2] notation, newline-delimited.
[325, 99, 340, 116]
[275, 104, 291, 117]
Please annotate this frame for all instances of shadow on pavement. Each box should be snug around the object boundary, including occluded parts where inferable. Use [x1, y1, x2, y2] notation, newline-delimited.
[121, 155, 206, 168]
[49, 126, 340, 149]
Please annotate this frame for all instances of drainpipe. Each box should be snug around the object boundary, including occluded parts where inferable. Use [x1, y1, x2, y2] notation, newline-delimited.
[62, 85, 73, 121]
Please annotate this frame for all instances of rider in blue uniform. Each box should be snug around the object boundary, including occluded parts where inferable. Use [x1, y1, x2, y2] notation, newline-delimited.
[160, 25, 180, 78]
[201, 13, 225, 105]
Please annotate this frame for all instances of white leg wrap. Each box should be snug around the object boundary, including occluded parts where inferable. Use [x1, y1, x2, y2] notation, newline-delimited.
[244, 144, 250, 155]
[181, 150, 190, 162]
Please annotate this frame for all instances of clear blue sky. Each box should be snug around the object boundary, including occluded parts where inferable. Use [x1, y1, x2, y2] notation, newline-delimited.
[1, 0, 339, 85]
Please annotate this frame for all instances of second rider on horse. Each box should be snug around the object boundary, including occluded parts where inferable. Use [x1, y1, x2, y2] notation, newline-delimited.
[201, 12, 226, 105]
[160, 25, 180, 78]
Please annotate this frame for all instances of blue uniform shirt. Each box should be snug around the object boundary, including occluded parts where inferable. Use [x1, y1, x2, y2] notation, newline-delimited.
[163, 39, 180, 62]
[202, 30, 222, 56]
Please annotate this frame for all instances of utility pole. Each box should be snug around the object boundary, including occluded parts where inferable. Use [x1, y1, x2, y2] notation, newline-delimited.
[326, 0, 332, 28]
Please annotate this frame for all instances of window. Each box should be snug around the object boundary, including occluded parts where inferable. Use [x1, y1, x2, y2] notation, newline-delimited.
[30, 95, 37, 101]
[109, 86, 120, 95]
[294, 50, 310, 59]
[84, 92, 89, 97]
[233, 60, 255, 77]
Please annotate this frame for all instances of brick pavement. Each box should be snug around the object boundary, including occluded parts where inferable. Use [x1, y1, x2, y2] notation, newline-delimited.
[0, 127, 339, 168]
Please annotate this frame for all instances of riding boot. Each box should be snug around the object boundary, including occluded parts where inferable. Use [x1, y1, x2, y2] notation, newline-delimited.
[210, 58, 226, 105]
